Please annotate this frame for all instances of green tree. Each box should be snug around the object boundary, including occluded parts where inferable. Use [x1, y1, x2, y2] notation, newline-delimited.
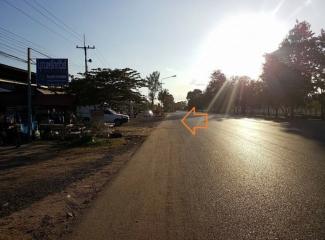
[205, 70, 227, 97]
[232, 76, 253, 115]
[279, 21, 314, 117]
[146, 71, 161, 107]
[174, 101, 187, 111]
[69, 68, 146, 106]
[186, 89, 204, 109]
[311, 29, 325, 119]
[204, 70, 228, 112]
[261, 21, 314, 118]
[158, 89, 175, 112]
[262, 52, 308, 118]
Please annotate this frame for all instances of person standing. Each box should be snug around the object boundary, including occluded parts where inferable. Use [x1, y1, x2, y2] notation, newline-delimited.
[0, 115, 6, 145]
[14, 113, 22, 148]
[15, 123, 21, 148]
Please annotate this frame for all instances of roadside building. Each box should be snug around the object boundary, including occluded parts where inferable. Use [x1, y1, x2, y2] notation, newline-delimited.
[0, 63, 75, 134]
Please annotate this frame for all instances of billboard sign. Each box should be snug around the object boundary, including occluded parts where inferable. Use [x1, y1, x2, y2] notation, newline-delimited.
[36, 58, 68, 86]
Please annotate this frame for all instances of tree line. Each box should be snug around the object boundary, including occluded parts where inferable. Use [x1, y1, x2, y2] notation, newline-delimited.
[68, 68, 179, 113]
[187, 20, 325, 119]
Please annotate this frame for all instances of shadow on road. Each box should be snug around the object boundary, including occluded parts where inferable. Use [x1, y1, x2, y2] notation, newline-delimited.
[164, 112, 186, 121]
[208, 114, 325, 144]
[164, 112, 325, 144]
[280, 120, 325, 143]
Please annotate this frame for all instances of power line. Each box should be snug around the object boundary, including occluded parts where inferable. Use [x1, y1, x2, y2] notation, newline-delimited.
[94, 51, 105, 66]
[0, 50, 27, 63]
[23, 0, 82, 42]
[0, 40, 81, 72]
[2, 0, 75, 44]
[30, 48, 52, 58]
[0, 2, 89, 73]
[0, 50, 36, 66]
[2, 0, 109, 74]
[93, 46, 109, 66]
[32, 0, 83, 41]
[0, 32, 54, 59]
[29, 49, 83, 70]
[0, 47, 25, 60]
[0, 26, 83, 69]
[0, 32, 30, 49]
[0, 39, 28, 59]
[23, 0, 90, 70]
[84, 37, 108, 67]
[0, 35, 27, 50]
[0, 41, 26, 56]
[0, 26, 46, 50]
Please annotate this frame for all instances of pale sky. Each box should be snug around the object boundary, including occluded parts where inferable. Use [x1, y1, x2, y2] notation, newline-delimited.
[0, 0, 324, 101]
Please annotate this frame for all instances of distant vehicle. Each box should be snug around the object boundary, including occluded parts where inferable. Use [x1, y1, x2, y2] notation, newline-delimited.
[103, 108, 129, 126]
[137, 110, 154, 118]
[77, 106, 129, 126]
[148, 110, 154, 117]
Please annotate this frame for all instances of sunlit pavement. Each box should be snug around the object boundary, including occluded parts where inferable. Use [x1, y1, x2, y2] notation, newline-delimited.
[69, 112, 325, 240]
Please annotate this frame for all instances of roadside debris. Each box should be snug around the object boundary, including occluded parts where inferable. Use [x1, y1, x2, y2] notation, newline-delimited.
[2, 202, 9, 208]
[66, 212, 74, 218]
[109, 130, 122, 138]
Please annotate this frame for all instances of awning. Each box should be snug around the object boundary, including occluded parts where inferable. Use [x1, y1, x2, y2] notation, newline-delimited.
[34, 88, 75, 106]
[0, 87, 11, 93]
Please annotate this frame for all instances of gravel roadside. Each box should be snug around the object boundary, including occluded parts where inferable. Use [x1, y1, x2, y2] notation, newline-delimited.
[0, 118, 161, 240]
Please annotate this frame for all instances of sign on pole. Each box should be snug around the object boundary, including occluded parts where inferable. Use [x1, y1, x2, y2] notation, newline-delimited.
[36, 59, 69, 86]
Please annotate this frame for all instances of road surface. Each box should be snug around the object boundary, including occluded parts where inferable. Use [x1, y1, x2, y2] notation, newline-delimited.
[69, 112, 325, 240]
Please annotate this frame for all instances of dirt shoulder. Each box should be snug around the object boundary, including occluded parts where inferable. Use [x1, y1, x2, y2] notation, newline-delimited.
[0, 117, 161, 240]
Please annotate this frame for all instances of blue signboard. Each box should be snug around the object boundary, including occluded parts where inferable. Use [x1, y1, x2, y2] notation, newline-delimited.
[36, 59, 69, 86]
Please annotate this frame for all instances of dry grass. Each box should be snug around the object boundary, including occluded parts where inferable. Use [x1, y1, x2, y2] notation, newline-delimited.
[0, 117, 162, 240]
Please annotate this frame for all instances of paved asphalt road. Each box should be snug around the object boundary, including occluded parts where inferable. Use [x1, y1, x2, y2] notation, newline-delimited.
[69, 112, 325, 240]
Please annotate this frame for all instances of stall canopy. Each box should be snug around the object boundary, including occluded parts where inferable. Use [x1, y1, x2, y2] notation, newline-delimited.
[34, 88, 75, 106]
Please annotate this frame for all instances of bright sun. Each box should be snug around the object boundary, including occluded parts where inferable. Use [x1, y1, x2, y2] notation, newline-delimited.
[192, 12, 288, 82]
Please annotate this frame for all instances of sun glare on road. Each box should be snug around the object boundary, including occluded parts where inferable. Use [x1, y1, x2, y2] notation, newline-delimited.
[193, 12, 288, 81]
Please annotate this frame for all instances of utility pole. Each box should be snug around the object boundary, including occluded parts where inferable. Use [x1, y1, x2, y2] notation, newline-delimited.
[27, 47, 32, 139]
[76, 34, 95, 75]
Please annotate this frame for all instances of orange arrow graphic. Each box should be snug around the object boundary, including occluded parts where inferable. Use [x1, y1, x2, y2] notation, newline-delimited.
[181, 107, 208, 135]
